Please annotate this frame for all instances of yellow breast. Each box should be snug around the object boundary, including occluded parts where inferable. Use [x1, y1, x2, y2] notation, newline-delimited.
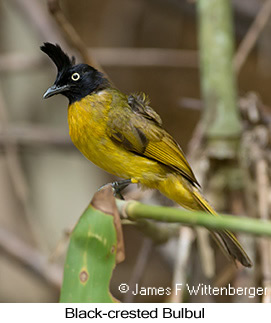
[67, 90, 168, 184]
[68, 91, 112, 167]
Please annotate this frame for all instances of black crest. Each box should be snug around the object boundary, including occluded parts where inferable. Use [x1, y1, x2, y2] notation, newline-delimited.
[40, 43, 75, 72]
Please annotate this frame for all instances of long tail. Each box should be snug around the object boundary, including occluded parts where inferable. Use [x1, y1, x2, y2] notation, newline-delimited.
[192, 190, 252, 268]
[156, 176, 252, 267]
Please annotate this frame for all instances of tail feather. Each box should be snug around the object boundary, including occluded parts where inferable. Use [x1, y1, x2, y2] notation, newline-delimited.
[217, 230, 252, 267]
[192, 190, 252, 268]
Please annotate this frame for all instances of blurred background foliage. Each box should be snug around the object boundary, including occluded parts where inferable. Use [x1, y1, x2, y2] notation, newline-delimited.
[0, 0, 271, 303]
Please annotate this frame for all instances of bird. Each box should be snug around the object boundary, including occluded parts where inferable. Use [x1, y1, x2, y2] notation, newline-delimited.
[41, 42, 252, 268]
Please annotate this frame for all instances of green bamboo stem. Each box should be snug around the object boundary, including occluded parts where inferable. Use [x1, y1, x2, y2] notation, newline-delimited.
[116, 199, 271, 237]
[197, 0, 241, 157]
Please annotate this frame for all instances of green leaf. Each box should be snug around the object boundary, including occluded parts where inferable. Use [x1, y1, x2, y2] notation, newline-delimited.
[60, 204, 118, 303]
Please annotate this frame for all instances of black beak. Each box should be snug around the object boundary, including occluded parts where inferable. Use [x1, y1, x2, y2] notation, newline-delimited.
[43, 84, 70, 99]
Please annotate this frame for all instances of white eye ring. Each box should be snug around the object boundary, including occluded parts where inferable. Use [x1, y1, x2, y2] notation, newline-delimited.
[71, 72, 80, 81]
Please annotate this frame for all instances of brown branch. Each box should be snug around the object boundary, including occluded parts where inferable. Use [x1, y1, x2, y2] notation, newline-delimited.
[47, 1, 197, 75]
[9, 0, 63, 43]
[196, 228, 215, 278]
[213, 263, 238, 287]
[0, 88, 42, 246]
[123, 238, 153, 303]
[47, 0, 105, 74]
[0, 53, 45, 73]
[256, 158, 271, 303]
[169, 227, 194, 303]
[0, 90, 28, 202]
[0, 124, 71, 147]
[90, 48, 198, 68]
[0, 227, 62, 289]
[0, 48, 198, 73]
[257, 159, 269, 221]
[234, 0, 271, 74]
[238, 94, 271, 301]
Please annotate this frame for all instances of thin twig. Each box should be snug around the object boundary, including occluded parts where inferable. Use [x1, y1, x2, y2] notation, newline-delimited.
[0, 90, 28, 203]
[48, 230, 71, 263]
[0, 48, 198, 73]
[124, 238, 153, 302]
[10, 0, 63, 42]
[0, 227, 62, 289]
[47, 1, 198, 72]
[169, 227, 194, 303]
[234, 0, 271, 74]
[47, 0, 106, 74]
[0, 87, 41, 246]
[257, 159, 269, 220]
[196, 228, 215, 279]
[187, 122, 205, 161]
[0, 53, 45, 73]
[256, 158, 271, 303]
[230, 190, 256, 302]
[9, 0, 63, 42]
[90, 48, 198, 68]
[213, 263, 237, 287]
[0, 124, 71, 147]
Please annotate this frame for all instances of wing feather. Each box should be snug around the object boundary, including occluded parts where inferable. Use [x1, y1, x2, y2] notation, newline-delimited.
[107, 93, 199, 186]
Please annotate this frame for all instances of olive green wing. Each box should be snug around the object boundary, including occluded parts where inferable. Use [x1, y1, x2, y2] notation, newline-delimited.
[144, 134, 199, 186]
[107, 101, 199, 186]
[127, 93, 162, 126]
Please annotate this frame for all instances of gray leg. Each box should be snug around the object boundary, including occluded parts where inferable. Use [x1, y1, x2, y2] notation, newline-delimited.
[98, 179, 133, 199]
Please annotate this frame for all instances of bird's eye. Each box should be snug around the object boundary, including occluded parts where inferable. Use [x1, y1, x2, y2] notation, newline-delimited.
[71, 72, 80, 81]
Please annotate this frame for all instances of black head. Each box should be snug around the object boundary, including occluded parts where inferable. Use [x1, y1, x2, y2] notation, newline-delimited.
[40, 43, 109, 104]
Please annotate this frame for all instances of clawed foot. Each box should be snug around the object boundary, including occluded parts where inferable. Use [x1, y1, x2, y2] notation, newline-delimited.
[98, 179, 132, 200]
